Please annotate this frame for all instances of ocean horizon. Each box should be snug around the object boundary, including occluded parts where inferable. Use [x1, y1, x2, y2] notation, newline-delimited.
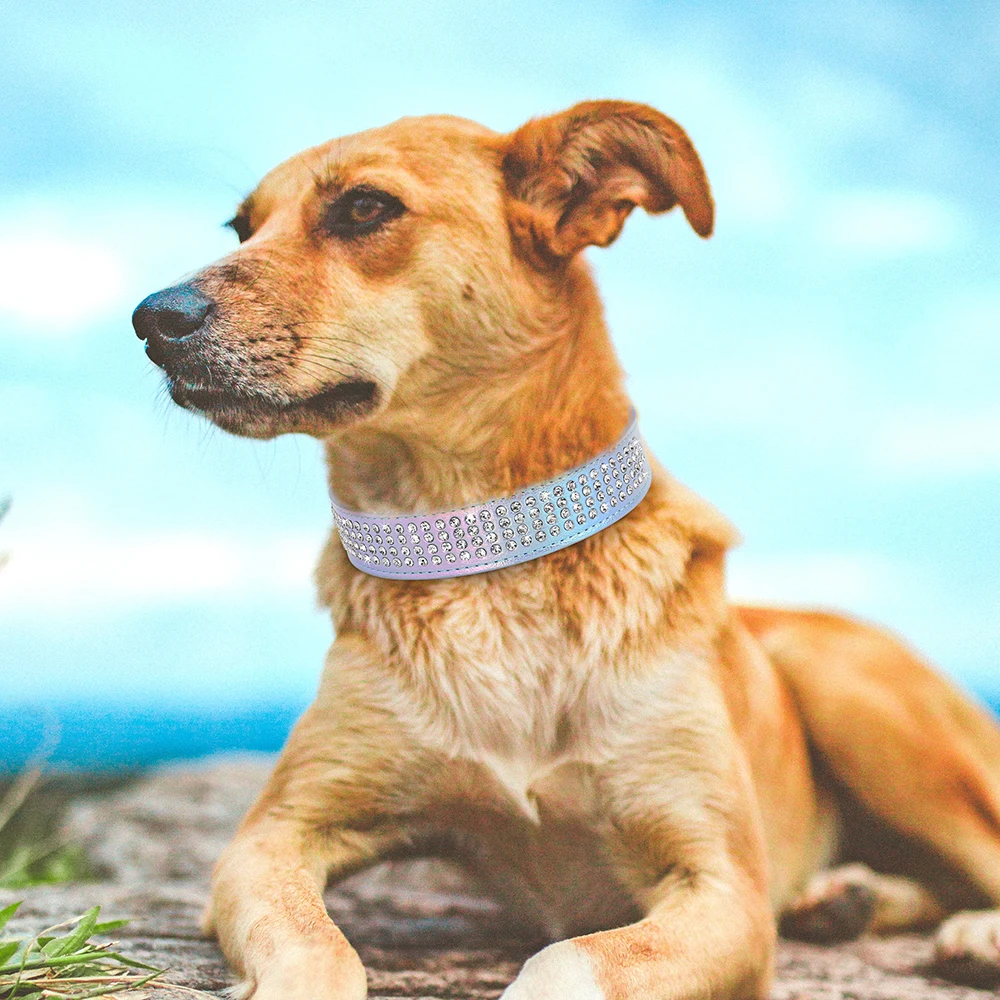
[0, 702, 308, 772]
[4, 691, 1000, 773]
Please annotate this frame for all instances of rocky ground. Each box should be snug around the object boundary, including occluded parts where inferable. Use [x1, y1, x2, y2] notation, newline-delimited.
[3, 757, 997, 999]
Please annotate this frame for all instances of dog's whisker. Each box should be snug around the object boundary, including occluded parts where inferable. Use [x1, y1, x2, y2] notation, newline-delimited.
[291, 357, 391, 395]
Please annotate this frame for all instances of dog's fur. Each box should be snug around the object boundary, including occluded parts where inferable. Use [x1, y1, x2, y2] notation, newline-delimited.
[136, 102, 1000, 999]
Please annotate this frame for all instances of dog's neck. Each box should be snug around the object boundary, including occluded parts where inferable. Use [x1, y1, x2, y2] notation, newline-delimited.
[324, 262, 632, 515]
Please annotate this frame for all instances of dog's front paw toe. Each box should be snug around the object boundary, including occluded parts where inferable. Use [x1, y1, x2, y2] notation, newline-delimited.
[934, 910, 1000, 988]
[222, 980, 254, 1000]
[501, 941, 604, 1000]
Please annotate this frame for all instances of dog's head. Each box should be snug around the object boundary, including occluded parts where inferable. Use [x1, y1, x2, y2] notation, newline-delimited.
[133, 101, 713, 439]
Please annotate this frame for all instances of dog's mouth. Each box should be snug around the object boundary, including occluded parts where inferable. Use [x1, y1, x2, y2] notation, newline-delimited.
[304, 380, 379, 414]
[169, 378, 380, 431]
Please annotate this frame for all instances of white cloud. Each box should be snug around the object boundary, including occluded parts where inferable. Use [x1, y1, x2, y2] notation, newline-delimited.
[0, 196, 235, 339]
[628, 339, 865, 453]
[872, 407, 1000, 477]
[728, 550, 900, 609]
[911, 290, 1000, 394]
[0, 211, 127, 333]
[815, 190, 966, 257]
[0, 523, 321, 617]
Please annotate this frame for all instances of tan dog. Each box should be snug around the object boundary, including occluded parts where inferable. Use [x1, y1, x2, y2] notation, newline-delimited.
[133, 101, 1000, 1000]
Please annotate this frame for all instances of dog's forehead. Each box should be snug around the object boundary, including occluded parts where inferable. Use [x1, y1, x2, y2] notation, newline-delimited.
[247, 114, 501, 219]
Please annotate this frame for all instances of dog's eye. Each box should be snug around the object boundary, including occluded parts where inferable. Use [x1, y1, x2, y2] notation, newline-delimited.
[226, 214, 253, 243]
[323, 187, 405, 238]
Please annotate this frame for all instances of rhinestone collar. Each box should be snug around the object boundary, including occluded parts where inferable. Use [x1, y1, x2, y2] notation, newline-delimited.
[331, 410, 651, 580]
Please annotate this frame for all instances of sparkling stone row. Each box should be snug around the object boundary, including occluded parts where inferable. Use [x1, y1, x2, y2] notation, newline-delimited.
[332, 421, 650, 579]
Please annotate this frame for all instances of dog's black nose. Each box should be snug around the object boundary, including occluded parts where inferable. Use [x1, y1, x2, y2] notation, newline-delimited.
[132, 284, 214, 342]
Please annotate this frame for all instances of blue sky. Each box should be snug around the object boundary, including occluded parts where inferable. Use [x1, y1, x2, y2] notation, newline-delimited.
[1, 1, 998, 723]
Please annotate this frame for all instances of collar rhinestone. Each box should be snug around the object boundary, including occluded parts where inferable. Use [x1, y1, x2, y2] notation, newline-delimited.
[331, 410, 650, 580]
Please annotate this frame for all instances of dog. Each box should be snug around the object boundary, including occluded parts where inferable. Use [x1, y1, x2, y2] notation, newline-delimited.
[133, 101, 1000, 999]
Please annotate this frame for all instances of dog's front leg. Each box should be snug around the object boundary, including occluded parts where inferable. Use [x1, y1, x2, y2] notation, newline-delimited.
[206, 813, 376, 1000]
[500, 866, 774, 1000]
[502, 734, 775, 1000]
[203, 639, 431, 1000]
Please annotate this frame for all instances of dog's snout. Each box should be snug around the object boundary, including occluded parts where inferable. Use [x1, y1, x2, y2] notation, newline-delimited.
[132, 284, 214, 342]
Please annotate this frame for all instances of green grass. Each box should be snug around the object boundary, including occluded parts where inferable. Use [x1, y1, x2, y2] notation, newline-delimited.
[0, 760, 212, 996]
[0, 771, 174, 998]
[0, 742, 135, 890]
[0, 902, 164, 999]
[0, 769, 139, 890]
[0, 763, 89, 890]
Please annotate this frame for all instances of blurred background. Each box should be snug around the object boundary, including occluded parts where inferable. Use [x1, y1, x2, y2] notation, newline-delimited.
[1, 0, 997, 770]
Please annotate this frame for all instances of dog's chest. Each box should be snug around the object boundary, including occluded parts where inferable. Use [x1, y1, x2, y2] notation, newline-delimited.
[426, 758, 642, 940]
[378, 604, 694, 771]
[338, 527, 695, 759]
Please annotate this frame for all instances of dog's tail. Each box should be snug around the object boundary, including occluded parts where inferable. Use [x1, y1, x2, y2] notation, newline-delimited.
[737, 605, 1000, 905]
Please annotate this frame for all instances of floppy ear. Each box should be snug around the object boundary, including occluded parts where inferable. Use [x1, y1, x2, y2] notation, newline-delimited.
[502, 100, 714, 269]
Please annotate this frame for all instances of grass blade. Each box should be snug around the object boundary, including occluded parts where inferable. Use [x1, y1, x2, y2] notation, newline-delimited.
[0, 904, 165, 999]
[0, 904, 21, 936]
[44, 907, 100, 958]
[88, 922, 126, 937]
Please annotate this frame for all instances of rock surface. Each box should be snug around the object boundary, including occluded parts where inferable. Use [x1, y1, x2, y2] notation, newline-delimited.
[4, 757, 996, 999]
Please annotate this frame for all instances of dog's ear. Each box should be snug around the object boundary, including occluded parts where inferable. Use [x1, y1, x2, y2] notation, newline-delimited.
[502, 100, 713, 268]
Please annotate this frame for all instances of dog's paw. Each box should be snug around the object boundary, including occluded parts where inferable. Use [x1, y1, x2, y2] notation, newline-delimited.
[234, 976, 367, 1000]
[234, 948, 368, 1000]
[933, 910, 1000, 988]
[501, 940, 604, 1000]
[779, 864, 877, 943]
[222, 981, 253, 1000]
